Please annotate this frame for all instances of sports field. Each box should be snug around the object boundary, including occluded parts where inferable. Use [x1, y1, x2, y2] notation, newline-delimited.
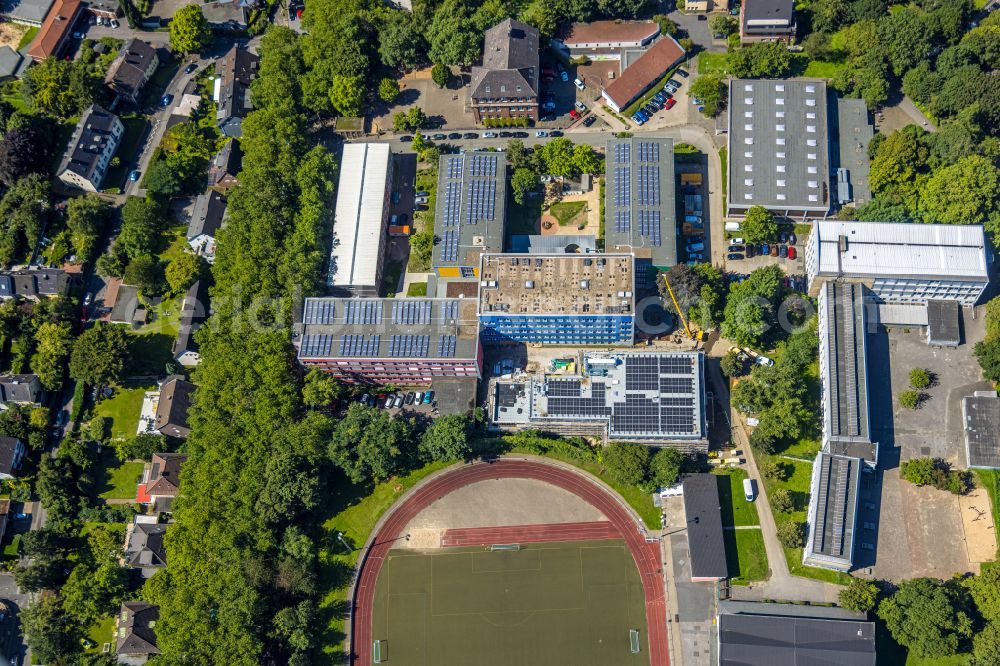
[371, 538, 650, 666]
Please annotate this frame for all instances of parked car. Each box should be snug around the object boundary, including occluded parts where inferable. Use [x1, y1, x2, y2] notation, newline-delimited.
[560, 70, 569, 82]
[414, 196, 429, 204]
[483, 131, 498, 138]
[788, 232, 797, 245]
[415, 391, 424, 404]
[574, 78, 585, 90]
[399, 135, 413, 142]
[512, 131, 529, 138]
[415, 191, 429, 197]
[574, 100, 587, 113]
[359, 394, 370, 405]
[667, 78, 681, 88]
[462, 133, 478, 139]
[684, 215, 702, 223]
[744, 478, 757, 502]
[536, 130, 549, 137]
[731, 237, 745, 245]
[448, 132, 462, 140]
[760, 243, 769, 255]
[728, 244, 744, 252]
[727, 253, 744, 261]
[632, 114, 645, 125]
[384, 396, 394, 409]
[184, 63, 198, 74]
[432, 133, 446, 140]
[581, 115, 595, 127]
[129, 170, 141, 182]
[664, 98, 676, 110]
[779, 244, 788, 258]
[391, 191, 400, 204]
[745, 244, 756, 258]
[778, 231, 787, 244]
[664, 84, 678, 94]
[392, 395, 404, 408]
[550, 130, 563, 137]
[768, 245, 777, 257]
[423, 392, 434, 404]
[688, 252, 705, 261]
[686, 242, 705, 252]
[677, 68, 689, 78]
[788, 246, 797, 260]
[72, 31, 85, 39]
[110, 18, 119, 27]
[569, 109, 580, 119]
[161, 94, 174, 106]
[499, 131, 512, 138]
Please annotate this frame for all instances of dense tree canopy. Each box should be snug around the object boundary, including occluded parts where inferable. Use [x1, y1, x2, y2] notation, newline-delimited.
[878, 577, 974, 658]
[170, 4, 211, 53]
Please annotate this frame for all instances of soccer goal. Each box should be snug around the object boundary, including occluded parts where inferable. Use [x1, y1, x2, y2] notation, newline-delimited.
[629, 629, 641, 654]
[373, 640, 385, 663]
[489, 543, 521, 551]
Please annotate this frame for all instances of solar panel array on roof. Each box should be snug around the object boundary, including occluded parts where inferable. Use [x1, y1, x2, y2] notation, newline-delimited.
[344, 300, 381, 325]
[392, 300, 432, 325]
[466, 180, 497, 223]
[547, 379, 583, 396]
[440, 300, 458, 321]
[300, 334, 332, 357]
[613, 166, 631, 206]
[661, 376, 693, 393]
[636, 142, 659, 162]
[636, 165, 660, 205]
[437, 335, 457, 357]
[303, 300, 335, 325]
[340, 334, 380, 357]
[440, 230, 459, 263]
[614, 142, 631, 164]
[661, 356, 693, 373]
[388, 335, 430, 357]
[614, 210, 631, 233]
[441, 182, 461, 227]
[637, 210, 661, 246]
[626, 356, 660, 390]
[548, 382, 610, 417]
[468, 153, 497, 177]
[447, 156, 464, 178]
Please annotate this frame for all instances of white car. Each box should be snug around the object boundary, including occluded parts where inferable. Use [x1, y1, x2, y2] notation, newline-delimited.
[483, 131, 497, 138]
[414, 196, 429, 205]
[731, 237, 745, 245]
[535, 130, 549, 137]
[574, 78, 585, 90]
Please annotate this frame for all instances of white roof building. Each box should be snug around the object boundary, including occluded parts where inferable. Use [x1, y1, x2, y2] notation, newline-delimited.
[806, 220, 990, 306]
[328, 143, 392, 296]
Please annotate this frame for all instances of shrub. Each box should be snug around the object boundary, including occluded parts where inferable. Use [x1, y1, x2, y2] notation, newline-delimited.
[771, 488, 793, 513]
[901, 457, 970, 495]
[909, 368, 931, 389]
[899, 390, 922, 409]
[776, 520, 806, 548]
[840, 578, 881, 613]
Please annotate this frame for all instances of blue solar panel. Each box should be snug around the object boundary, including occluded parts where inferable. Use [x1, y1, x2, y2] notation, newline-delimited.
[637, 165, 659, 205]
[300, 334, 332, 357]
[441, 230, 459, 262]
[339, 334, 381, 357]
[389, 335, 430, 358]
[437, 335, 457, 357]
[465, 179, 496, 223]
[392, 300, 432, 325]
[614, 166, 631, 206]
[344, 300, 382, 325]
[614, 141, 631, 164]
[614, 210, 631, 233]
[637, 210, 661, 246]
[637, 142, 659, 163]
[440, 300, 459, 322]
[302, 299, 335, 325]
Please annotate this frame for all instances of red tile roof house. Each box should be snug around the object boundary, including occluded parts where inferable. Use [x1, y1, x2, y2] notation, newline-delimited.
[600, 34, 686, 114]
[26, 0, 83, 62]
[138, 452, 187, 511]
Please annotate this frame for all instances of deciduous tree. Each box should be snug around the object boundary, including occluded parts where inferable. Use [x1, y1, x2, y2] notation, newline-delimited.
[877, 577, 973, 659]
[603, 442, 650, 486]
[30, 322, 72, 391]
[69, 322, 130, 387]
[419, 414, 471, 462]
[170, 4, 211, 54]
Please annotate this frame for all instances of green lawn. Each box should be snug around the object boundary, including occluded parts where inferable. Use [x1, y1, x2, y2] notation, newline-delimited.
[159, 226, 189, 264]
[134, 294, 183, 339]
[406, 282, 428, 296]
[726, 528, 769, 585]
[792, 55, 848, 79]
[93, 384, 153, 440]
[16, 26, 38, 51]
[714, 468, 761, 526]
[92, 448, 145, 500]
[549, 201, 587, 226]
[83, 614, 116, 653]
[408, 168, 438, 272]
[126, 332, 175, 377]
[698, 51, 728, 76]
[975, 470, 1000, 557]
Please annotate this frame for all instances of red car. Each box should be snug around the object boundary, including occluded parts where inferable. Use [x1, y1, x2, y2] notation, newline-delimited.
[664, 98, 677, 110]
[788, 246, 797, 260]
[569, 109, 580, 119]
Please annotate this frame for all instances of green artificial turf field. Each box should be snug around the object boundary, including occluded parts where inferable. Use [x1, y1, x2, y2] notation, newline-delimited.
[371, 539, 649, 666]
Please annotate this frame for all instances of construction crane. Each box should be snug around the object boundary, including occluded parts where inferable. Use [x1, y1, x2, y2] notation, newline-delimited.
[660, 274, 705, 342]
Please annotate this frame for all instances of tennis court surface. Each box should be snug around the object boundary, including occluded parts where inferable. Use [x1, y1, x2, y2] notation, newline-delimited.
[370, 538, 650, 666]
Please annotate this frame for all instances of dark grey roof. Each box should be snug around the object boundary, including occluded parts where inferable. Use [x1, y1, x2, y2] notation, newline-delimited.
[432, 152, 507, 270]
[188, 190, 227, 240]
[604, 137, 677, 267]
[727, 79, 831, 214]
[0, 46, 22, 79]
[109, 284, 139, 323]
[0, 437, 21, 475]
[58, 104, 120, 186]
[155, 376, 194, 437]
[0, 0, 55, 24]
[718, 601, 875, 665]
[471, 19, 539, 100]
[742, 0, 795, 31]
[832, 97, 873, 207]
[508, 234, 598, 253]
[116, 601, 160, 656]
[964, 392, 1000, 468]
[126, 522, 167, 569]
[208, 138, 241, 186]
[682, 474, 729, 579]
[172, 280, 208, 359]
[86, 0, 119, 14]
[0, 375, 40, 404]
[105, 39, 157, 99]
[821, 282, 874, 462]
[298, 297, 481, 363]
[804, 452, 861, 571]
[216, 46, 258, 124]
[0, 269, 69, 298]
[927, 299, 960, 346]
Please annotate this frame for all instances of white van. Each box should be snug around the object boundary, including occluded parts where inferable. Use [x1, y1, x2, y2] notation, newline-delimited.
[725, 221, 741, 232]
[743, 478, 757, 502]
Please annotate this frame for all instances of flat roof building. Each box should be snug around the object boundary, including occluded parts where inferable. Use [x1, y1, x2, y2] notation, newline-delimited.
[806, 220, 990, 306]
[727, 79, 831, 219]
[490, 351, 707, 449]
[803, 451, 862, 571]
[601, 35, 686, 113]
[718, 600, 876, 665]
[432, 152, 507, 279]
[818, 281, 876, 465]
[297, 297, 482, 385]
[329, 143, 392, 296]
[1, 0, 55, 26]
[683, 474, 729, 581]
[927, 299, 960, 347]
[478, 253, 635, 345]
[604, 137, 677, 281]
[739, 0, 796, 43]
[964, 391, 1000, 469]
[833, 98, 873, 207]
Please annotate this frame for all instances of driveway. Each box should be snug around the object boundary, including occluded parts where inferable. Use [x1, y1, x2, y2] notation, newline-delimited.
[667, 9, 728, 54]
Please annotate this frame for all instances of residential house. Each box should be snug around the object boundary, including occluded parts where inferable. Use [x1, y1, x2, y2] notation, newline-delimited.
[0, 374, 43, 407]
[172, 280, 208, 367]
[201, 0, 253, 31]
[142, 452, 187, 511]
[187, 191, 226, 261]
[154, 376, 194, 438]
[57, 104, 123, 192]
[600, 35, 686, 113]
[0, 268, 70, 299]
[207, 139, 241, 191]
[0, 46, 23, 82]
[0, 437, 25, 480]
[86, 0, 119, 19]
[740, 0, 797, 43]
[1, 0, 55, 26]
[124, 519, 167, 578]
[213, 46, 259, 137]
[115, 601, 160, 665]
[470, 19, 539, 125]
[105, 39, 159, 103]
[26, 0, 82, 61]
[554, 20, 660, 57]
[108, 284, 145, 326]
[0, 500, 9, 547]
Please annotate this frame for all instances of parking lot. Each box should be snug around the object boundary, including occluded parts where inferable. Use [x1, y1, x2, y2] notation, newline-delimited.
[720, 229, 806, 275]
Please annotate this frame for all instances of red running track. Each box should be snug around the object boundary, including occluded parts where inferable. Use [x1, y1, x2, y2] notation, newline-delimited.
[350, 460, 669, 666]
[440, 520, 618, 547]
